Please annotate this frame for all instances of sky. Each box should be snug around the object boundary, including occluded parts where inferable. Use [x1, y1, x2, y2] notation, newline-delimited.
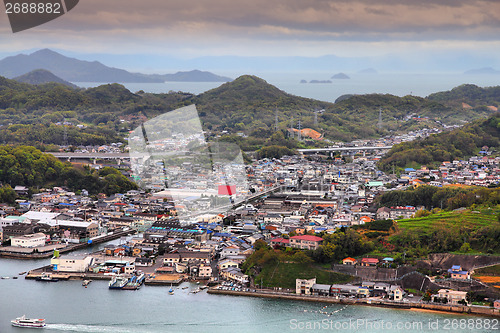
[1, 0, 500, 70]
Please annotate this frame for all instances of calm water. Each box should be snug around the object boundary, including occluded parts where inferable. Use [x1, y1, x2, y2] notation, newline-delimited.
[75, 73, 500, 103]
[0, 240, 497, 332]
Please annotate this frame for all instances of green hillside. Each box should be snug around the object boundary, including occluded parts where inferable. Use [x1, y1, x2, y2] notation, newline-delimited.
[1, 74, 499, 148]
[390, 207, 500, 255]
[378, 113, 500, 171]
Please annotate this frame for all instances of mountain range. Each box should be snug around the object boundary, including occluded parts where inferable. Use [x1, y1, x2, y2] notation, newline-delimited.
[0, 49, 232, 83]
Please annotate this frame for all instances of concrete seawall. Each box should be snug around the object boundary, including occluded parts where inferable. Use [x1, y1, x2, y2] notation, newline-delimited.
[207, 289, 500, 317]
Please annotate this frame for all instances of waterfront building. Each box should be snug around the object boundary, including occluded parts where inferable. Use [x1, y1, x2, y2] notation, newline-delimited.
[296, 278, 316, 295]
[437, 289, 468, 305]
[11, 233, 46, 248]
[51, 255, 94, 272]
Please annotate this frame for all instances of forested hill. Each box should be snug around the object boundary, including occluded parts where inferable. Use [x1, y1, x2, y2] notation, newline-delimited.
[377, 113, 500, 172]
[0, 74, 499, 147]
[427, 84, 500, 108]
[14, 69, 78, 89]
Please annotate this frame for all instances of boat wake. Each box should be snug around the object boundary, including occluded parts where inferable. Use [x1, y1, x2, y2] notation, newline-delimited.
[45, 323, 133, 332]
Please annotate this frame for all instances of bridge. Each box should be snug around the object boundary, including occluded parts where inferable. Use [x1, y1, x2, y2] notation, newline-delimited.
[49, 152, 130, 160]
[297, 146, 392, 154]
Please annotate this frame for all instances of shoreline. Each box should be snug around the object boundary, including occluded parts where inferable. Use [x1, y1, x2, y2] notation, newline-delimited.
[207, 288, 500, 318]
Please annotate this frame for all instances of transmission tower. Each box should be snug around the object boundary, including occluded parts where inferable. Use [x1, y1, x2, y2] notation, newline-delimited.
[378, 108, 383, 131]
[63, 118, 68, 147]
[297, 119, 302, 141]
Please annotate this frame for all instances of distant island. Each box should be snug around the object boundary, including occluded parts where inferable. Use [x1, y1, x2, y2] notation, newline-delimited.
[147, 69, 232, 82]
[358, 68, 378, 74]
[309, 80, 332, 84]
[0, 49, 232, 83]
[464, 67, 500, 75]
[14, 69, 78, 88]
[331, 73, 350, 79]
[300, 79, 307, 83]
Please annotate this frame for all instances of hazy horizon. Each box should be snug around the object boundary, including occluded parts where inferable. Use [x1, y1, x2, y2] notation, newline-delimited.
[1, 1, 500, 74]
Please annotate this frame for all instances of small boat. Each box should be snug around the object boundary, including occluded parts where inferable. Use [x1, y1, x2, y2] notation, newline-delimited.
[2, 276, 10, 279]
[169, 284, 174, 295]
[199, 285, 208, 290]
[13, 276, 18, 279]
[182, 286, 189, 290]
[82, 280, 91, 287]
[11, 315, 46, 328]
[19, 271, 27, 275]
[36, 273, 59, 282]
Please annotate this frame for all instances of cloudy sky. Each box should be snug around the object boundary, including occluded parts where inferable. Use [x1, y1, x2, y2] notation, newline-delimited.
[1, 0, 500, 64]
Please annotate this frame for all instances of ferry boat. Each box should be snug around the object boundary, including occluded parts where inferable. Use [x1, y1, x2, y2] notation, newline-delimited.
[109, 275, 129, 289]
[122, 273, 145, 290]
[11, 315, 46, 328]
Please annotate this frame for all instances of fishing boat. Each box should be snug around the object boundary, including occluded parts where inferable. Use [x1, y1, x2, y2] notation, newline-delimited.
[35, 272, 59, 282]
[11, 315, 46, 328]
[82, 279, 91, 287]
[109, 274, 129, 289]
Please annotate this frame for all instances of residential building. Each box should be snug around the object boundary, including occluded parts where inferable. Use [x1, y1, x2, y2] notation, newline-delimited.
[296, 278, 316, 295]
[289, 235, 323, 250]
[342, 257, 357, 265]
[437, 289, 468, 305]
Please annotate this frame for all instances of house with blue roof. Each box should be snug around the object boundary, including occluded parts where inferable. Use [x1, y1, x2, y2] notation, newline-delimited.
[448, 265, 470, 280]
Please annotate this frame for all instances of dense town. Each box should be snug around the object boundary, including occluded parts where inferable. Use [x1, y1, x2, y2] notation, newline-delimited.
[1, 128, 499, 316]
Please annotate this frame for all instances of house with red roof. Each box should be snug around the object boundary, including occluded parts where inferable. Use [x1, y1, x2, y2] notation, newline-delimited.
[270, 237, 289, 248]
[289, 235, 323, 250]
[342, 257, 357, 265]
[360, 257, 379, 267]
